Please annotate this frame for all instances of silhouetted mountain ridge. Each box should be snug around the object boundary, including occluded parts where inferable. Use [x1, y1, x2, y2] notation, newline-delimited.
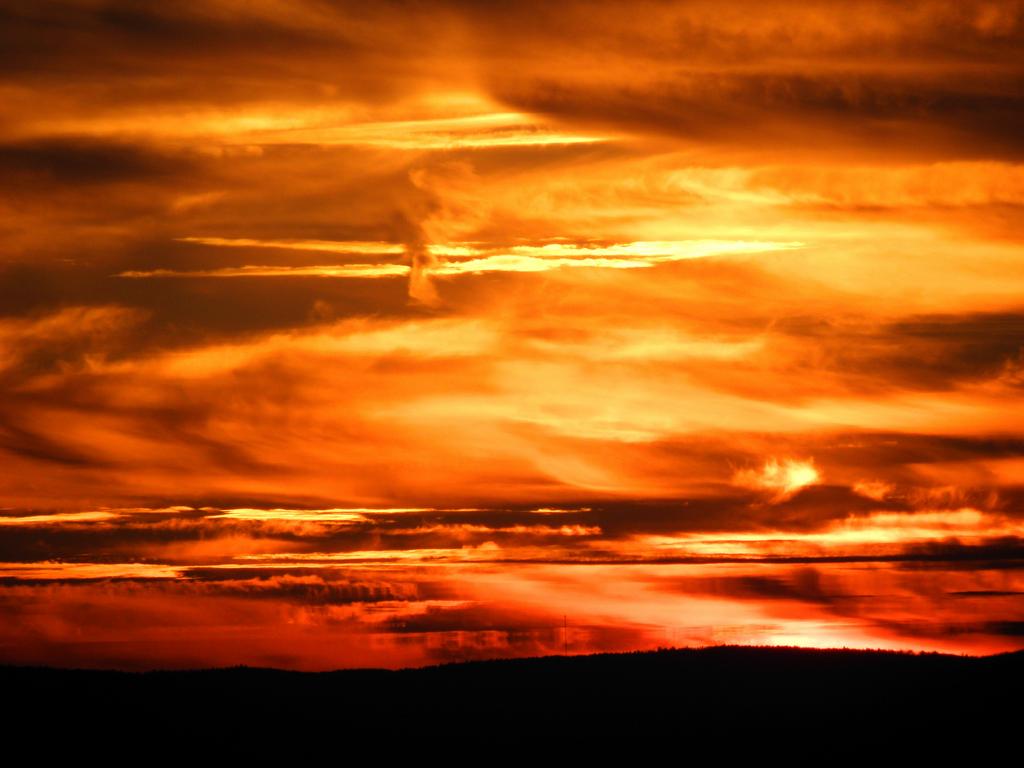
[4, 645, 1021, 748]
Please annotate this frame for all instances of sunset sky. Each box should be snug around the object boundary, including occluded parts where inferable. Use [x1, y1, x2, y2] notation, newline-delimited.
[2, 0, 1024, 670]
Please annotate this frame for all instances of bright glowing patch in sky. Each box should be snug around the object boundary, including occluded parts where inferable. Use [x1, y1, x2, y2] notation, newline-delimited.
[733, 459, 822, 500]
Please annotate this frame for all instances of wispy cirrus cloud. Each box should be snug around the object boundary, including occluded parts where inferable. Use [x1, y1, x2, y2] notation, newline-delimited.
[116, 238, 803, 287]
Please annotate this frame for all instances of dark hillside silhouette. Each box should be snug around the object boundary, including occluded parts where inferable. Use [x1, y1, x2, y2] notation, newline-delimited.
[3, 645, 1021, 750]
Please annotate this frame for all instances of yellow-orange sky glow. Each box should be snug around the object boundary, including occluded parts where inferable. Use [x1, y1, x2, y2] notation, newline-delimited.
[1, 0, 1023, 670]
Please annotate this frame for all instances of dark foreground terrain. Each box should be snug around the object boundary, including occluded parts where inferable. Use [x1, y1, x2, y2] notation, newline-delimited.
[3, 646, 1021, 752]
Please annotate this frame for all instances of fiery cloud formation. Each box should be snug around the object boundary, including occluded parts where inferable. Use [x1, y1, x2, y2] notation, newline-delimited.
[1, 1, 1023, 669]
[734, 458, 821, 501]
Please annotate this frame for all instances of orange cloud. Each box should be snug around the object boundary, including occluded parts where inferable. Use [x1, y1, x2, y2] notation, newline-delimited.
[733, 459, 822, 501]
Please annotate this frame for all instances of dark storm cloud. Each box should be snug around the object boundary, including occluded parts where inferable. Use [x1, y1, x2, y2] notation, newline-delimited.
[465, 0, 1024, 158]
[567, 487, 887, 539]
[0, 2, 347, 77]
[772, 311, 1024, 391]
[655, 568, 864, 608]
[494, 74, 1024, 159]
[179, 573, 444, 605]
[2, 1, 1020, 159]
[981, 620, 1024, 636]
[0, 143, 435, 345]
[808, 433, 1024, 467]
[872, 618, 1024, 640]
[882, 312, 1024, 385]
[0, 260, 419, 346]
[0, 138, 194, 184]
[457, 0, 1024, 63]
[897, 538, 1024, 569]
[0, 0, 466, 112]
